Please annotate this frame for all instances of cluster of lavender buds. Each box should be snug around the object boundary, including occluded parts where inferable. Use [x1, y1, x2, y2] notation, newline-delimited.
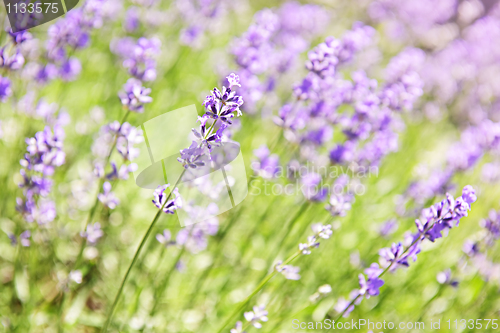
[463, 209, 500, 283]
[93, 122, 143, 172]
[436, 269, 459, 287]
[420, 6, 500, 123]
[229, 2, 329, 114]
[335, 185, 476, 318]
[298, 223, 332, 255]
[275, 23, 424, 217]
[31, 0, 120, 83]
[251, 145, 280, 179]
[91, 121, 143, 215]
[177, 73, 243, 169]
[231, 305, 269, 332]
[0, 34, 26, 71]
[405, 120, 500, 209]
[275, 261, 301, 280]
[111, 37, 161, 82]
[16, 124, 66, 225]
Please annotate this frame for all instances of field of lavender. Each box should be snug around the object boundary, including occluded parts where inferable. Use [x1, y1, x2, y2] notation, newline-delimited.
[1, 0, 500, 332]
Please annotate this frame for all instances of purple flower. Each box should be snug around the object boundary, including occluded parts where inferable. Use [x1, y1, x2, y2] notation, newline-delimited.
[227, 73, 241, 88]
[98, 182, 119, 209]
[437, 269, 459, 287]
[301, 172, 328, 202]
[0, 47, 25, 70]
[244, 305, 268, 329]
[358, 273, 384, 297]
[152, 184, 182, 214]
[338, 186, 476, 318]
[17, 124, 65, 224]
[251, 145, 280, 179]
[8, 230, 31, 247]
[177, 141, 207, 169]
[0, 76, 12, 102]
[156, 229, 175, 247]
[59, 58, 82, 81]
[379, 219, 398, 237]
[105, 162, 138, 180]
[81, 222, 104, 244]
[117, 37, 161, 81]
[275, 261, 301, 280]
[179, 74, 244, 169]
[461, 185, 477, 205]
[118, 78, 153, 113]
[124, 7, 140, 32]
[8, 29, 32, 44]
[230, 321, 245, 333]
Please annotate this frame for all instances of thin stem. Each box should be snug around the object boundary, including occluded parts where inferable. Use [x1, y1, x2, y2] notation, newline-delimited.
[216, 250, 302, 333]
[101, 169, 185, 333]
[334, 219, 439, 322]
[74, 110, 131, 267]
[150, 239, 189, 316]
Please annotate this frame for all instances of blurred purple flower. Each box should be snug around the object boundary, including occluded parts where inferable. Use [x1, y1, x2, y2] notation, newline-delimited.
[118, 78, 153, 113]
[98, 182, 120, 209]
[251, 145, 280, 179]
[0, 76, 12, 102]
[81, 222, 104, 244]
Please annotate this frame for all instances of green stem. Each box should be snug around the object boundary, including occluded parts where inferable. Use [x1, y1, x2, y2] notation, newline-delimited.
[334, 218, 439, 322]
[216, 250, 302, 333]
[150, 240, 188, 316]
[101, 169, 185, 332]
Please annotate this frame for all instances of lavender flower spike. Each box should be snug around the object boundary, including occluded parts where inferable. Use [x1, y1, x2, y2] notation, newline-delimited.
[336, 186, 477, 319]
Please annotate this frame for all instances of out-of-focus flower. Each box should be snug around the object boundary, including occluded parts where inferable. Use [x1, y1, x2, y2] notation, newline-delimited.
[118, 78, 153, 113]
[69, 270, 83, 284]
[112, 37, 161, 81]
[298, 223, 332, 255]
[81, 222, 104, 244]
[8, 230, 31, 247]
[98, 182, 119, 209]
[0, 76, 12, 102]
[156, 229, 175, 247]
[230, 321, 245, 333]
[251, 145, 280, 179]
[437, 269, 459, 287]
[275, 261, 301, 280]
[244, 305, 268, 329]
[379, 219, 398, 237]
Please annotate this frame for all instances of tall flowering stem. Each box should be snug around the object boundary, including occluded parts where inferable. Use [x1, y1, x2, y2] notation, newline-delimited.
[334, 185, 477, 320]
[101, 174, 184, 333]
[216, 250, 302, 333]
[102, 74, 243, 332]
[217, 223, 333, 333]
